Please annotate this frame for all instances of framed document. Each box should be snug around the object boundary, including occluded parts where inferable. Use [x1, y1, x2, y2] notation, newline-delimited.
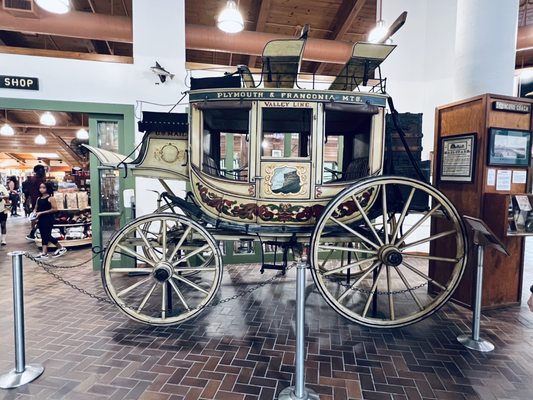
[439, 133, 476, 182]
[487, 128, 532, 166]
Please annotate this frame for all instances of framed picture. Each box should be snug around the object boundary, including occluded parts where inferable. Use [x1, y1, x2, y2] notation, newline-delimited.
[487, 128, 532, 166]
[439, 133, 477, 183]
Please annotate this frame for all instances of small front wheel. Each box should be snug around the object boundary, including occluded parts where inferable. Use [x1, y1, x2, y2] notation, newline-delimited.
[102, 213, 223, 326]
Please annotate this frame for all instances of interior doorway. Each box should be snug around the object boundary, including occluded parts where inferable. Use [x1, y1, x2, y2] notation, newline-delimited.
[0, 98, 135, 269]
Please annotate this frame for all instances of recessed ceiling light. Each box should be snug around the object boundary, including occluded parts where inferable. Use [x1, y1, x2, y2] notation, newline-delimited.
[35, 0, 70, 14]
[33, 153, 59, 158]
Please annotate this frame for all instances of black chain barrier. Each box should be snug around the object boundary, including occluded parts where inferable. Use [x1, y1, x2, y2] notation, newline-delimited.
[24, 251, 296, 311]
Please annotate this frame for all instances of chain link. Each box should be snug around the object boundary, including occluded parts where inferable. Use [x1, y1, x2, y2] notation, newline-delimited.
[25, 252, 98, 269]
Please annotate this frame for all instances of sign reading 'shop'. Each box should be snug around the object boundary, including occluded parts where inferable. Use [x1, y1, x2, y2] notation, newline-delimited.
[0, 75, 39, 91]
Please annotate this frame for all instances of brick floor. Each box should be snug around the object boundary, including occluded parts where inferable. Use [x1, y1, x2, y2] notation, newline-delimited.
[0, 217, 532, 399]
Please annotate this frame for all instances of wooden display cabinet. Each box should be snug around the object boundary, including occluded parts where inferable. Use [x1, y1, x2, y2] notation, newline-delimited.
[430, 94, 533, 310]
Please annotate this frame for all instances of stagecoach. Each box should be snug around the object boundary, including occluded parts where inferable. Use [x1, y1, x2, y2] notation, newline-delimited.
[86, 27, 467, 329]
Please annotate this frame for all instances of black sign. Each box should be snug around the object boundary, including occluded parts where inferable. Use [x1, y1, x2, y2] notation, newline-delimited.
[493, 101, 530, 113]
[0, 75, 39, 91]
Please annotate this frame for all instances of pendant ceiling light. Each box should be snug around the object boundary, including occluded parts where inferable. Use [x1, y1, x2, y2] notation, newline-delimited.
[76, 128, 89, 140]
[76, 114, 89, 140]
[40, 111, 56, 126]
[0, 110, 15, 136]
[217, 0, 244, 34]
[368, 0, 388, 43]
[35, 0, 70, 14]
[35, 134, 47, 145]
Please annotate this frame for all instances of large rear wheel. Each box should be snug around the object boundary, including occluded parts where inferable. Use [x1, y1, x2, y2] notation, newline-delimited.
[310, 176, 467, 328]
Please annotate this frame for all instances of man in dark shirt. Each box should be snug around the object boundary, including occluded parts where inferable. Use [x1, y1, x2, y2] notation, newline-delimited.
[23, 164, 46, 240]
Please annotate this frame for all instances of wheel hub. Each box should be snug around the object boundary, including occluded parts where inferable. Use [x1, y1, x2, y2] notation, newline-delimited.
[379, 245, 403, 267]
[153, 261, 173, 283]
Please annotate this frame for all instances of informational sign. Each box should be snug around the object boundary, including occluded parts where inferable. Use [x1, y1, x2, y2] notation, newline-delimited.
[496, 169, 512, 191]
[487, 169, 496, 186]
[439, 134, 476, 182]
[512, 170, 527, 184]
[0, 75, 39, 91]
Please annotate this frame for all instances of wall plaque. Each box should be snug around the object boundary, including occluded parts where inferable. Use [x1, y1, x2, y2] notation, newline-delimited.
[0, 75, 39, 90]
[439, 133, 477, 183]
[492, 101, 530, 113]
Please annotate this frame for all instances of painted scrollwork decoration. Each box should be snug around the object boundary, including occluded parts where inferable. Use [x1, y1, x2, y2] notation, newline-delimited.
[154, 142, 181, 164]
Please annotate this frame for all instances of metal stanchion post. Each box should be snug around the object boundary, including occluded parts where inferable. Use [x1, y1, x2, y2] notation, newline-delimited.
[0, 251, 44, 389]
[457, 245, 495, 352]
[279, 259, 319, 400]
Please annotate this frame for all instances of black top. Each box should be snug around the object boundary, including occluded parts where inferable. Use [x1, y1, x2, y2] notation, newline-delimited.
[37, 195, 54, 223]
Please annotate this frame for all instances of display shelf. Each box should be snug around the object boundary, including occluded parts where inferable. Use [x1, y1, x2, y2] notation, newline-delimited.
[56, 207, 91, 212]
[34, 237, 92, 248]
[53, 222, 91, 228]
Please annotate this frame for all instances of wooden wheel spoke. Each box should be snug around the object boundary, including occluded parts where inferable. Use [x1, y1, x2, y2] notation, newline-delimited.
[117, 276, 152, 297]
[336, 261, 381, 303]
[353, 194, 384, 246]
[402, 254, 459, 264]
[394, 265, 424, 311]
[318, 244, 376, 255]
[173, 244, 211, 266]
[330, 217, 380, 250]
[399, 230, 457, 251]
[395, 204, 442, 246]
[401, 260, 448, 291]
[136, 228, 160, 262]
[324, 256, 378, 276]
[137, 283, 157, 313]
[174, 266, 218, 272]
[386, 266, 395, 320]
[319, 246, 336, 270]
[117, 244, 156, 267]
[362, 264, 383, 318]
[109, 268, 152, 274]
[381, 185, 389, 245]
[161, 282, 167, 320]
[391, 187, 416, 242]
[162, 220, 167, 259]
[169, 279, 191, 311]
[173, 274, 209, 295]
[169, 226, 193, 262]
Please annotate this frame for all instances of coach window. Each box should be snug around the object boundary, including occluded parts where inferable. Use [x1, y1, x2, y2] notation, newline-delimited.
[322, 103, 378, 183]
[261, 107, 312, 158]
[200, 102, 251, 181]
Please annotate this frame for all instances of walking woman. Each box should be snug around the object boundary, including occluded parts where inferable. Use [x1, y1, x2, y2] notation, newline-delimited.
[7, 176, 20, 216]
[34, 182, 67, 259]
[0, 177, 9, 245]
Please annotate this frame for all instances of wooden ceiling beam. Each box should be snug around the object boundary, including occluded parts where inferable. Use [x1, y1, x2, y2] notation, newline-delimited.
[46, 131, 86, 167]
[247, 0, 271, 68]
[314, 0, 367, 75]
[0, 45, 132, 63]
[5, 153, 26, 165]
